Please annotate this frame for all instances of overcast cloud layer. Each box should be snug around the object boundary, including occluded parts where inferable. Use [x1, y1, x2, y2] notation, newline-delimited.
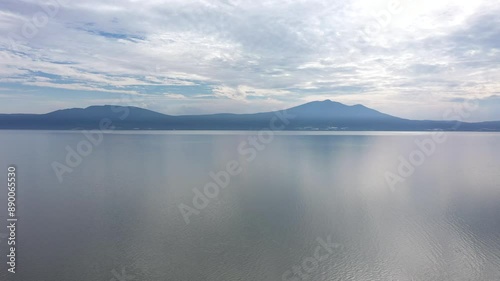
[0, 0, 499, 121]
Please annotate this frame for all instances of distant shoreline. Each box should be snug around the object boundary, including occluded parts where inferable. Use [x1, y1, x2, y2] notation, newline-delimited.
[2, 101, 500, 131]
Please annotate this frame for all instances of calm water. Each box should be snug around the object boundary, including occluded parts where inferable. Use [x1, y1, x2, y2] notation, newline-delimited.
[1, 131, 500, 281]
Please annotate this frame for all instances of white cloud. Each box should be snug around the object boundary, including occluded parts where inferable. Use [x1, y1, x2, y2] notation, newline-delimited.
[0, 0, 499, 119]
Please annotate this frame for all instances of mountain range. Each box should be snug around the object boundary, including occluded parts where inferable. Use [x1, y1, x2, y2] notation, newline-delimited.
[1, 100, 499, 131]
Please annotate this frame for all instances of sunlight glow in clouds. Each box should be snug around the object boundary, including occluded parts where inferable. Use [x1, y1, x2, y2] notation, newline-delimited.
[0, 0, 499, 120]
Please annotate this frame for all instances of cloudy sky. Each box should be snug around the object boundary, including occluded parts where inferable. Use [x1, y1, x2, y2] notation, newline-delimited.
[0, 0, 499, 121]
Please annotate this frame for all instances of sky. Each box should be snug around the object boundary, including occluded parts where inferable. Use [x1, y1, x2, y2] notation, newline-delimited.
[0, 0, 499, 121]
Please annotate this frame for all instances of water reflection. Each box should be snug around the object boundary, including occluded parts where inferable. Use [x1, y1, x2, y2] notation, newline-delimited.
[0, 131, 499, 280]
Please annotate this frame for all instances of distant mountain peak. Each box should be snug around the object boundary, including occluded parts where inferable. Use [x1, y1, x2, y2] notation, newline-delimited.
[1, 100, 500, 131]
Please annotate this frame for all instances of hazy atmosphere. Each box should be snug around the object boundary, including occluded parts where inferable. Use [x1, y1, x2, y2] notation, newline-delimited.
[1, 0, 500, 120]
[2, 2, 500, 281]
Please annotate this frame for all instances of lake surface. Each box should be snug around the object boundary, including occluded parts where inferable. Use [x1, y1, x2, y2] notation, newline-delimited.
[1, 131, 500, 281]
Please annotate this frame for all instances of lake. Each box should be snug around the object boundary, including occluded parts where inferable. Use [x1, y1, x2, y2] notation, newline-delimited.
[0, 131, 499, 280]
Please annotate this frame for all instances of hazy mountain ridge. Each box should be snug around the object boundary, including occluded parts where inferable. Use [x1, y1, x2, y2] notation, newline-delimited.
[1, 100, 499, 131]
